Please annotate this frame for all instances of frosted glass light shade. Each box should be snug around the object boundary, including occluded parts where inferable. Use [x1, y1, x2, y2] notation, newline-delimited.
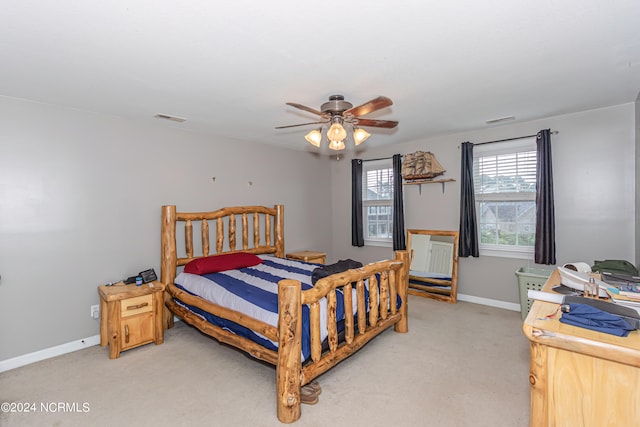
[327, 122, 347, 142]
[304, 129, 322, 147]
[328, 140, 346, 151]
[353, 128, 370, 145]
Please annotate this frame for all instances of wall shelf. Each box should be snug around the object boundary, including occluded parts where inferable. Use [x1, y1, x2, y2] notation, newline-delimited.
[403, 178, 455, 194]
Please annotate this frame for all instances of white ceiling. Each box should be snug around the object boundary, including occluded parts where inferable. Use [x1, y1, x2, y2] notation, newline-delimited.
[2, 1, 639, 153]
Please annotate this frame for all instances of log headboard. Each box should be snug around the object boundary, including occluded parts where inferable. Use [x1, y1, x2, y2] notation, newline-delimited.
[160, 204, 284, 326]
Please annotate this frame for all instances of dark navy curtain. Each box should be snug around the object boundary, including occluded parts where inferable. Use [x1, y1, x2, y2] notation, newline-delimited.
[351, 159, 364, 247]
[392, 154, 406, 250]
[459, 142, 479, 257]
[534, 129, 556, 265]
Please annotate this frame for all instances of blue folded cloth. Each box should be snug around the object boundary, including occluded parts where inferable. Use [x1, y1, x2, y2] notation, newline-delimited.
[560, 303, 635, 337]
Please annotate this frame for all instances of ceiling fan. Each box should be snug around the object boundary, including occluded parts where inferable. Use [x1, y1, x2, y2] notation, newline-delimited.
[275, 95, 398, 150]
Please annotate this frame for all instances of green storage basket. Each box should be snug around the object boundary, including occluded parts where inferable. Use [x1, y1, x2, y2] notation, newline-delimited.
[515, 267, 553, 320]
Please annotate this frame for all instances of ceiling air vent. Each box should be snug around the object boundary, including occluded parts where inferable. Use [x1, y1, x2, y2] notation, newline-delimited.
[154, 114, 186, 123]
[485, 115, 515, 124]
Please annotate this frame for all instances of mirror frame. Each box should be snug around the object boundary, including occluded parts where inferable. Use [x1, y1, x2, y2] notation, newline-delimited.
[406, 229, 459, 303]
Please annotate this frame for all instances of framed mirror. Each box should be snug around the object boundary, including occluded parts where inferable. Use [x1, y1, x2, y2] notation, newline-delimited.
[407, 229, 459, 303]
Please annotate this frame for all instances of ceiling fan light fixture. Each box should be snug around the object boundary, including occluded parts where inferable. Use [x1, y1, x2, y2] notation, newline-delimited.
[328, 139, 346, 151]
[304, 128, 322, 147]
[353, 127, 370, 145]
[277, 95, 397, 152]
[327, 122, 347, 142]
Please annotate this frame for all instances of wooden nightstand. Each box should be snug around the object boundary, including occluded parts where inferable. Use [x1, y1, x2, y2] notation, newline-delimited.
[286, 250, 326, 264]
[98, 281, 165, 359]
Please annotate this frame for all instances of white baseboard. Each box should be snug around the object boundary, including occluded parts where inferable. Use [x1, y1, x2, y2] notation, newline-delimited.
[0, 334, 101, 373]
[0, 300, 519, 374]
[0, 316, 182, 373]
[457, 293, 521, 312]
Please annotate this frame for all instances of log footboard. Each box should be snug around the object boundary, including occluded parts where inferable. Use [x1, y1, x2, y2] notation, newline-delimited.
[276, 250, 409, 423]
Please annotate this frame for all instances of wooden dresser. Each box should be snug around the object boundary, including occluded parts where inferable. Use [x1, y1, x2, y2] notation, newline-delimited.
[522, 269, 640, 426]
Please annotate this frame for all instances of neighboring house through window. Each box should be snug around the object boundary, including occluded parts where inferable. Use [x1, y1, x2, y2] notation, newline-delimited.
[362, 158, 393, 246]
[473, 137, 536, 259]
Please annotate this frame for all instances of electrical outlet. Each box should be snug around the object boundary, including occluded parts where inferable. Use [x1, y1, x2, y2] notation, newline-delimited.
[90, 304, 100, 319]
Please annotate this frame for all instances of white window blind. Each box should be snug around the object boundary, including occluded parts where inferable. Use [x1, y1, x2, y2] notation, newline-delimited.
[473, 138, 537, 258]
[362, 159, 393, 245]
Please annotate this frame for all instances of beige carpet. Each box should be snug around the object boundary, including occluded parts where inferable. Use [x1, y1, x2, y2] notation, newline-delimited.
[0, 297, 530, 427]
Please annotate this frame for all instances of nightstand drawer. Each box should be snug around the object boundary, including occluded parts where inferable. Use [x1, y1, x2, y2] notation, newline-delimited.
[121, 294, 152, 317]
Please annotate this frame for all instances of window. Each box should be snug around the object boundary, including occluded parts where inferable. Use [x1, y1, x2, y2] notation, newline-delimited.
[473, 138, 536, 259]
[362, 158, 393, 246]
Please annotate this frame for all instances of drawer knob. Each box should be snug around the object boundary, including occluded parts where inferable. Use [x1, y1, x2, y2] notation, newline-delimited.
[126, 302, 149, 311]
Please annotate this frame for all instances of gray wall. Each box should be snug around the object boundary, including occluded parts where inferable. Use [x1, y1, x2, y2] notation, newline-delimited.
[331, 103, 636, 304]
[0, 96, 333, 360]
[1, 98, 636, 362]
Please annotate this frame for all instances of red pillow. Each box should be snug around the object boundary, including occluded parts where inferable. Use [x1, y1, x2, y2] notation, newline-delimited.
[184, 252, 263, 275]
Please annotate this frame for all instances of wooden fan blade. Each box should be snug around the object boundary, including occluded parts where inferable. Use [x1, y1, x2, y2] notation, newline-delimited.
[275, 121, 327, 129]
[344, 96, 393, 117]
[286, 102, 325, 117]
[353, 118, 399, 129]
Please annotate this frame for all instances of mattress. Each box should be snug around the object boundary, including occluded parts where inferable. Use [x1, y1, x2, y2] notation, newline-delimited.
[173, 255, 358, 361]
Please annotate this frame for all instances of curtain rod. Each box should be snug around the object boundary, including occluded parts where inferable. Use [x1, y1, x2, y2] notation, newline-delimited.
[365, 129, 560, 155]
[474, 130, 558, 146]
[362, 155, 399, 162]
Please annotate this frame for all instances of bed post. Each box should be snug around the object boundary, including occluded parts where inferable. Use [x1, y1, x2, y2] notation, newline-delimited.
[161, 205, 177, 329]
[276, 279, 302, 423]
[394, 249, 410, 333]
[274, 204, 285, 258]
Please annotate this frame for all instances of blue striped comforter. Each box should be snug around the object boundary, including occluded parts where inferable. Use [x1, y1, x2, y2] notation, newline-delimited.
[174, 255, 353, 361]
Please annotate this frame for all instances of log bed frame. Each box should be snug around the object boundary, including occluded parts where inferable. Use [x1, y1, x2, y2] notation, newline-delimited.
[160, 204, 409, 423]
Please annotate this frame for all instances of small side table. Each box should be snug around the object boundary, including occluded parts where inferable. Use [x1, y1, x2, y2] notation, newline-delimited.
[286, 250, 326, 264]
[98, 281, 165, 359]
